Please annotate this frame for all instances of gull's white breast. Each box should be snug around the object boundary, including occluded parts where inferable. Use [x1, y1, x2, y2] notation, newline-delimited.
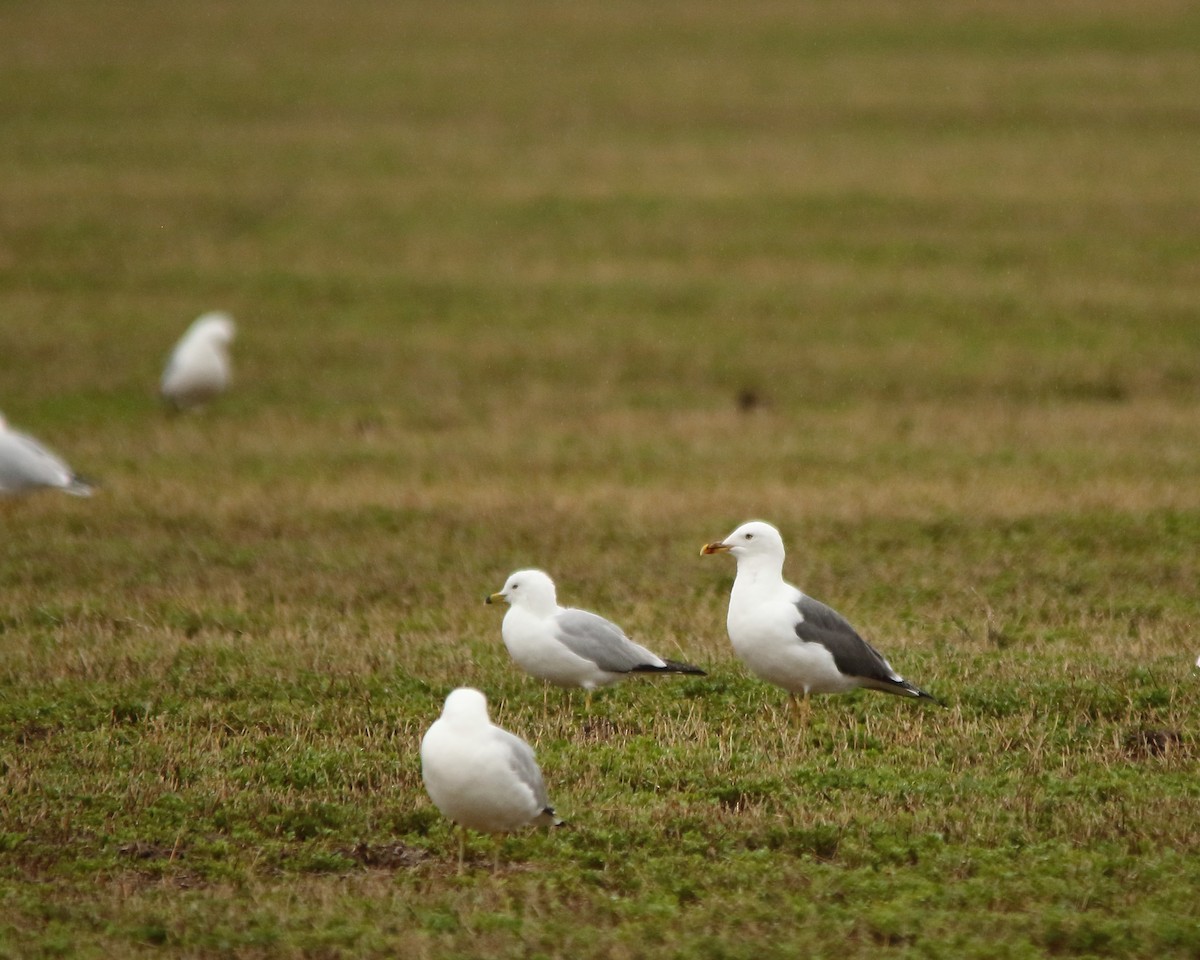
[501, 606, 611, 689]
[727, 579, 857, 695]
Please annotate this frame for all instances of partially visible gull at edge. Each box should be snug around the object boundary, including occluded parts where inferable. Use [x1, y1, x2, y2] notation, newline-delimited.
[0, 411, 93, 498]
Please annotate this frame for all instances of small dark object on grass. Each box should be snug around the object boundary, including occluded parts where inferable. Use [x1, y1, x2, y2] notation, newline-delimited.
[579, 717, 633, 741]
[338, 842, 429, 870]
[119, 842, 177, 861]
[736, 388, 764, 412]
[1124, 728, 1183, 758]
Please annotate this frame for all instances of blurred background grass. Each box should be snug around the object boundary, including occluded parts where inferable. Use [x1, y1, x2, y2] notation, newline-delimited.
[3, 0, 1197, 635]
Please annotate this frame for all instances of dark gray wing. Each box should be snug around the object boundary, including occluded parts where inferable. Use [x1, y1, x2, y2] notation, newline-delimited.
[553, 608, 665, 673]
[794, 595, 900, 684]
[496, 728, 550, 809]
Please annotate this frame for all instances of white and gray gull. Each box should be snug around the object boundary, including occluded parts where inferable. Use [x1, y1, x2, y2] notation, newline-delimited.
[420, 687, 563, 870]
[486, 569, 706, 690]
[0, 412, 93, 498]
[160, 311, 236, 411]
[701, 520, 939, 715]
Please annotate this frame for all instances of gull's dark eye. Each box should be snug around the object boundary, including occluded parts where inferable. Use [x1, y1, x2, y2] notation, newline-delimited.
[745, 533, 754, 540]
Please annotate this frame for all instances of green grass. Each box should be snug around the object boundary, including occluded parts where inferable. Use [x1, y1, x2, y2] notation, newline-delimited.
[2, 0, 1200, 957]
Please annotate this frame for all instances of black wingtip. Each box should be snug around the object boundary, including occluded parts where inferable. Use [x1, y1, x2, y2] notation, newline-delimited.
[912, 685, 945, 707]
[65, 475, 96, 497]
[873, 676, 944, 705]
[630, 660, 707, 676]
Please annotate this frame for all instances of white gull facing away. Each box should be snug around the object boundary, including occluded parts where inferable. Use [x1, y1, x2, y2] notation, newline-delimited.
[420, 687, 563, 871]
[160, 311, 236, 411]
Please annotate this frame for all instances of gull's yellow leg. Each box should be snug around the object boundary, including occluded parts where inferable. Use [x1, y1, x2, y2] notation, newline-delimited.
[788, 692, 811, 725]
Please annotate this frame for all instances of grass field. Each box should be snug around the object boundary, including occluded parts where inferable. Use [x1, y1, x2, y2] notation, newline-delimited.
[3, 0, 1200, 957]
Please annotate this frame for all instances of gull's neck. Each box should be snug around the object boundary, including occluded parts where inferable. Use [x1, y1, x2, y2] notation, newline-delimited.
[443, 707, 489, 733]
[732, 552, 786, 595]
[515, 593, 560, 618]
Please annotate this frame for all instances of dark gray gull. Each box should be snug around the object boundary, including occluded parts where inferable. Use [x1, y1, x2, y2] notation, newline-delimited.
[702, 520, 939, 718]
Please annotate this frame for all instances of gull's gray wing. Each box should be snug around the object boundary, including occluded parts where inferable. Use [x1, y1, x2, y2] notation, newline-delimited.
[496, 727, 558, 821]
[793, 595, 901, 685]
[553, 608, 665, 673]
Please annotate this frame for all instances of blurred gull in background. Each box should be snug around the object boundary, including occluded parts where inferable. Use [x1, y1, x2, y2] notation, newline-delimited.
[160, 311, 236, 411]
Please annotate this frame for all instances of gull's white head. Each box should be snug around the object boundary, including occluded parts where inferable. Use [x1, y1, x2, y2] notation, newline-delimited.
[701, 520, 787, 564]
[440, 687, 491, 728]
[185, 311, 237, 348]
[486, 569, 559, 614]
